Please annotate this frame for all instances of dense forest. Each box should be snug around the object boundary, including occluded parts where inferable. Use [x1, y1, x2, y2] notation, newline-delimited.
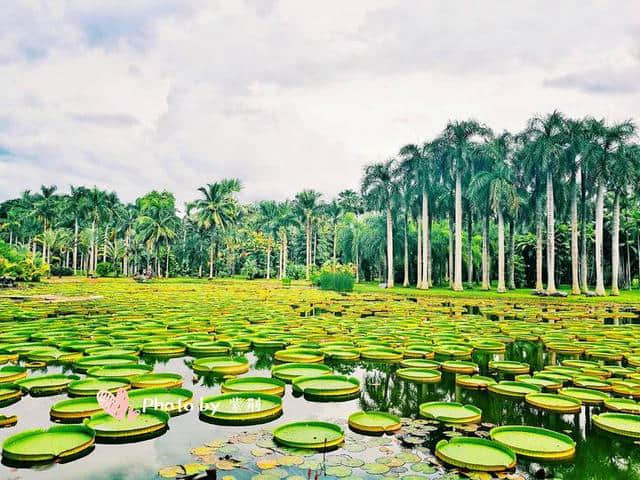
[1, 111, 639, 296]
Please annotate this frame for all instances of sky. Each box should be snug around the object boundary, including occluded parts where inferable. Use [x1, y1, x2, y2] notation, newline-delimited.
[1, 1, 639, 207]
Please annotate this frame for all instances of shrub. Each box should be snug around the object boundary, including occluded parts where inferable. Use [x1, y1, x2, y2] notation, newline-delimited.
[96, 262, 113, 277]
[0, 240, 49, 282]
[282, 277, 292, 286]
[285, 264, 306, 280]
[240, 258, 264, 280]
[317, 271, 354, 292]
[313, 262, 355, 292]
[51, 266, 73, 277]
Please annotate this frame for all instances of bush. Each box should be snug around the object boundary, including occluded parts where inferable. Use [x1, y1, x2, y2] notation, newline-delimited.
[0, 240, 49, 282]
[313, 262, 355, 292]
[96, 262, 113, 277]
[317, 271, 354, 292]
[282, 277, 292, 287]
[284, 263, 306, 280]
[240, 258, 263, 280]
[51, 266, 73, 277]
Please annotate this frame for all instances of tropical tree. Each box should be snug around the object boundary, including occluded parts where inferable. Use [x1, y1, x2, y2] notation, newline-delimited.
[361, 159, 397, 287]
[294, 190, 322, 280]
[442, 120, 491, 291]
[192, 179, 242, 278]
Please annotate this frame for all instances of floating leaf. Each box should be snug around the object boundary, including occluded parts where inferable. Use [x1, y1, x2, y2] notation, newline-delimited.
[183, 463, 208, 475]
[364, 463, 391, 475]
[341, 457, 365, 468]
[277, 455, 304, 466]
[218, 445, 240, 455]
[251, 447, 271, 457]
[257, 459, 279, 470]
[216, 460, 236, 471]
[158, 466, 184, 478]
[410, 464, 436, 474]
[326, 465, 353, 477]
[191, 446, 215, 457]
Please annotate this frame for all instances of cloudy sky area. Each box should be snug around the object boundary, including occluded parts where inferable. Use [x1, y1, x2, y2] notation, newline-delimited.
[1, 1, 639, 207]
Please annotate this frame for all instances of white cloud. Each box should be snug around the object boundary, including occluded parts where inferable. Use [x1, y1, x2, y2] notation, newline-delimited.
[0, 0, 639, 207]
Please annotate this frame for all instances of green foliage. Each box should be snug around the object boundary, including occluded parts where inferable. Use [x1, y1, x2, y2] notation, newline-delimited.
[0, 240, 49, 282]
[240, 257, 263, 280]
[51, 266, 73, 277]
[285, 264, 306, 280]
[313, 263, 355, 292]
[96, 261, 114, 277]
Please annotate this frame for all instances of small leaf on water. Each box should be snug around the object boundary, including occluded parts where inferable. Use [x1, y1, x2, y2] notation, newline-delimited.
[251, 447, 271, 457]
[257, 459, 279, 470]
[158, 466, 184, 478]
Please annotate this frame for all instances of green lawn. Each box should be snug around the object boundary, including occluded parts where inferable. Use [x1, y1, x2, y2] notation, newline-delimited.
[352, 281, 640, 305]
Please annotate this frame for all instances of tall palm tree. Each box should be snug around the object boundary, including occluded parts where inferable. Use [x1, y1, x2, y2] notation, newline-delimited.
[137, 204, 178, 277]
[256, 200, 280, 279]
[68, 186, 88, 274]
[192, 179, 242, 278]
[443, 120, 491, 291]
[324, 200, 343, 268]
[609, 143, 640, 295]
[294, 190, 322, 280]
[84, 187, 107, 274]
[584, 118, 636, 295]
[471, 133, 519, 292]
[361, 159, 397, 287]
[522, 111, 566, 294]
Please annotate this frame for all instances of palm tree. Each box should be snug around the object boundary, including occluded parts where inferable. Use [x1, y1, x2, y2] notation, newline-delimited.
[584, 118, 636, 295]
[609, 143, 640, 295]
[68, 186, 88, 274]
[471, 133, 519, 292]
[294, 190, 322, 280]
[362, 159, 397, 287]
[256, 200, 280, 279]
[324, 200, 343, 269]
[115, 204, 137, 276]
[192, 179, 242, 278]
[84, 187, 107, 274]
[443, 120, 491, 291]
[522, 111, 566, 294]
[137, 204, 178, 277]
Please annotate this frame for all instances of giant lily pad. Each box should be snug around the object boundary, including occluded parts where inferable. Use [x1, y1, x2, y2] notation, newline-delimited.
[273, 421, 344, 449]
[2, 425, 95, 463]
[490, 425, 575, 460]
[435, 437, 516, 471]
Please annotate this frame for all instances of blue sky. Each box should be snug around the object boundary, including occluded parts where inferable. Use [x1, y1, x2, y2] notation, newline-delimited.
[1, 1, 639, 207]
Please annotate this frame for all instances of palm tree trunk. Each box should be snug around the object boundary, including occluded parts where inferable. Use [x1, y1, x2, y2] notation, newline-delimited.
[386, 207, 394, 287]
[90, 220, 96, 274]
[416, 218, 422, 288]
[453, 170, 463, 291]
[166, 242, 170, 278]
[508, 218, 516, 289]
[482, 214, 489, 290]
[332, 224, 337, 266]
[209, 238, 214, 279]
[448, 212, 454, 288]
[497, 209, 506, 293]
[570, 176, 580, 294]
[266, 247, 271, 279]
[354, 237, 359, 283]
[535, 206, 544, 292]
[626, 229, 631, 289]
[278, 240, 283, 279]
[467, 214, 473, 285]
[124, 232, 129, 277]
[580, 163, 589, 292]
[546, 170, 557, 294]
[283, 232, 288, 278]
[611, 192, 620, 295]
[305, 216, 311, 280]
[428, 214, 433, 287]
[595, 184, 606, 296]
[403, 211, 409, 287]
[103, 227, 107, 262]
[73, 217, 78, 274]
[421, 189, 429, 289]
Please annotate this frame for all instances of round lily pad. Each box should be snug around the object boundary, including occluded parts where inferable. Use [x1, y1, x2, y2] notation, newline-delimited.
[396, 368, 441, 384]
[360, 347, 403, 362]
[16, 374, 78, 396]
[130, 372, 183, 389]
[85, 408, 169, 440]
[68, 377, 131, 396]
[0, 366, 27, 384]
[192, 356, 249, 375]
[2, 425, 95, 463]
[592, 412, 640, 438]
[72, 355, 138, 373]
[419, 402, 481, 424]
[348, 411, 402, 434]
[199, 392, 283, 425]
[86, 364, 152, 380]
[222, 377, 286, 396]
[488, 360, 530, 375]
[50, 397, 103, 422]
[273, 421, 344, 449]
[400, 359, 440, 369]
[441, 360, 478, 374]
[490, 425, 575, 460]
[525, 393, 581, 413]
[274, 348, 324, 363]
[456, 375, 496, 390]
[435, 437, 516, 471]
[292, 375, 360, 400]
[558, 387, 609, 406]
[488, 381, 541, 398]
[0, 384, 22, 407]
[604, 398, 640, 414]
[271, 363, 332, 383]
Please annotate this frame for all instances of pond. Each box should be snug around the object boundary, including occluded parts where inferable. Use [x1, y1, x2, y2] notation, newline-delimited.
[1, 279, 640, 480]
